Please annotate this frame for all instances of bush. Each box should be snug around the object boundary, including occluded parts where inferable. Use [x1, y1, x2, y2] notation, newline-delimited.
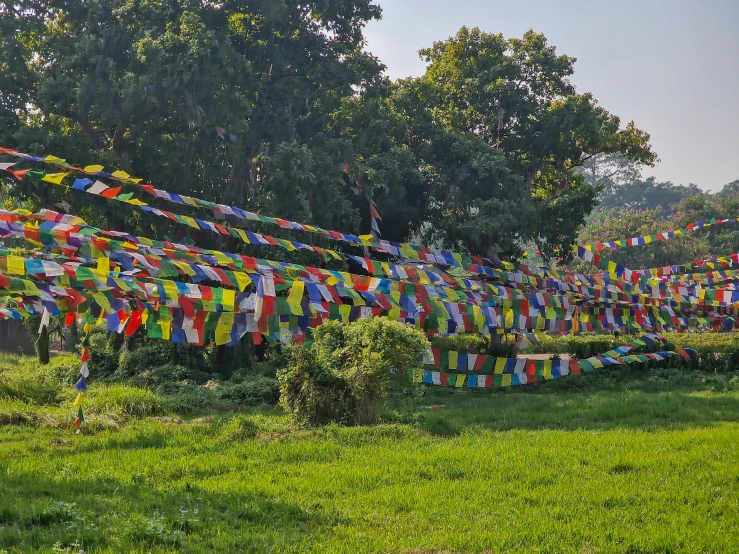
[207, 336, 253, 378]
[217, 376, 280, 406]
[154, 382, 215, 413]
[120, 362, 211, 388]
[429, 334, 515, 357]
[85, 330, 120, 378]
[116, 342, 210, 385]
[279, 345, 353, 426]
[279, 318, 430, 426]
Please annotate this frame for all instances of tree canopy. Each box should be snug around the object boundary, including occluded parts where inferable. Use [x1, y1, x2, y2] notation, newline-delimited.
[1, 6, 656, 264]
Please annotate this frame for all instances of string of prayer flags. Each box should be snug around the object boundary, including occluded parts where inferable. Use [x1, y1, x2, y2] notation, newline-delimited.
[417, 337, 696, 389]
[73, 340, 91, 433]
[580, 218, 738, 254]
[1, 147, 517, 275]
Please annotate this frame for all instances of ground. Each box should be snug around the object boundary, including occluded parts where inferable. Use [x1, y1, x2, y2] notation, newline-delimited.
[1, 358, 738, 553]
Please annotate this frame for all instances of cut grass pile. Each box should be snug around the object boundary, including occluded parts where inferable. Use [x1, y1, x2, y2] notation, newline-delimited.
[1, 354, 738, 553]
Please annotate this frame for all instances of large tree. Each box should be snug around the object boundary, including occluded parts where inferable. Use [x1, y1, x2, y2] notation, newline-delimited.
[2, 12, 657, 265]
[596, 177, 701, 215]
[386, 27, 657, 259]
[1, 0, 383, 243]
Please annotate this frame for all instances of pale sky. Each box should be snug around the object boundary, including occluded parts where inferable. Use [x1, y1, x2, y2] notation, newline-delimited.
[364, 0, 739, 191]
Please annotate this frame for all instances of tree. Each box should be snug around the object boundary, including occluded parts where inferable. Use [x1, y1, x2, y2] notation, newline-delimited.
[573, 207, 707, 270]
[596, 177, 701, 214]
[573, 190, 739, 272]
[2, 0, 384, 247]
[579, 153, 643, 196]
[717, 179, 739, 198]
[384, 27, 657, 260]
[2, 15, 657, 266]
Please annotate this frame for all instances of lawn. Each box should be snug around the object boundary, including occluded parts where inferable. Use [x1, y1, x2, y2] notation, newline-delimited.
[1, 356, 738, 553]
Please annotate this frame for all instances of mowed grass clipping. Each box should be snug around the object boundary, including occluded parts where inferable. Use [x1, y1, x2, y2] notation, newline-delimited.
[0, 355, 738, 552]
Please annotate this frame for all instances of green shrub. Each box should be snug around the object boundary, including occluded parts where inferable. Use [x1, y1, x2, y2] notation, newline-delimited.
[120, 362, 211, 388]
[116, 342, 210, 385]
[217, 377, 280, 406]
[429, 334, 487, 353]
[154, 382, 215, 413]
[86, 330, 120, 378]
[207, 336, 253, 378]
[278, 345, 353, 426]
[279, 318, 430, 426]
[429, 334, 515, 357]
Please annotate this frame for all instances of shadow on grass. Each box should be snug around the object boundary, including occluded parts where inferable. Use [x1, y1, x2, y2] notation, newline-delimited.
[0, 471, 331, 552]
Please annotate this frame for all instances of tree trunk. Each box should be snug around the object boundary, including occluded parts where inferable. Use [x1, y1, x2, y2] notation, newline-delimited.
[36, 326, 50, 365]
[65, 323, 79, 352]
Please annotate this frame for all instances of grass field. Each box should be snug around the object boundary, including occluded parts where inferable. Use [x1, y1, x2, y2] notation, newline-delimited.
[1, 355, 738, 553]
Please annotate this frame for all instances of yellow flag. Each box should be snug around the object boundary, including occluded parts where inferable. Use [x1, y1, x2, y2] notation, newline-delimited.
[215, 313, 234, 345]
[97, 256, 110, 277]
[173, 261, 196, 276]
[41, 172, 68, 185]
[287, 281, 305, 312]
[163, 280, 178, 300]
[181, 216, 200, 229]
[84, 165, 105, 173]
[7, 255, 25, 275]
[24, 280, 40, 296]
[543, 360, 553, 379]
[160, 319, 171, 340]
[222, 288, 235, 312]
[214, 251, 232, 265]
[73, 392, 84, 407]
[504, 309, 514, 329]
[472, 305, 485, 330]
[235, 229, 250, 244]
[234, 272, 252, 292]
[494, 358, 507, 374]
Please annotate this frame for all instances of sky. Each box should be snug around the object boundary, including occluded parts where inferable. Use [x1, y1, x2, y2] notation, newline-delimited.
[364, 0, 739, 192]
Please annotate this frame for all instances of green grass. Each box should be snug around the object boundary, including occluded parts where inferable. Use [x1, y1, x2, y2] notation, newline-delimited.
[1, 355, 739, 552]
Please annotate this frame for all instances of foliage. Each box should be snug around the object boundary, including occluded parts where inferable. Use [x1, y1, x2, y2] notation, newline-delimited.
[429, 334, 516, 357]
[578, 153, 642, 194]
[216, 377, 280, 407]
[85, 329, 121, 378]
[572, 207, 708, 270]
[2, 5, 656, 265]
[395, 26, 655, 259]
[573, 182, 739, 270]
[595, 176, 701, 214]
[279, 317, 429, 426]
[662, 331, 739, 352]
[278, 344, 352, 426]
